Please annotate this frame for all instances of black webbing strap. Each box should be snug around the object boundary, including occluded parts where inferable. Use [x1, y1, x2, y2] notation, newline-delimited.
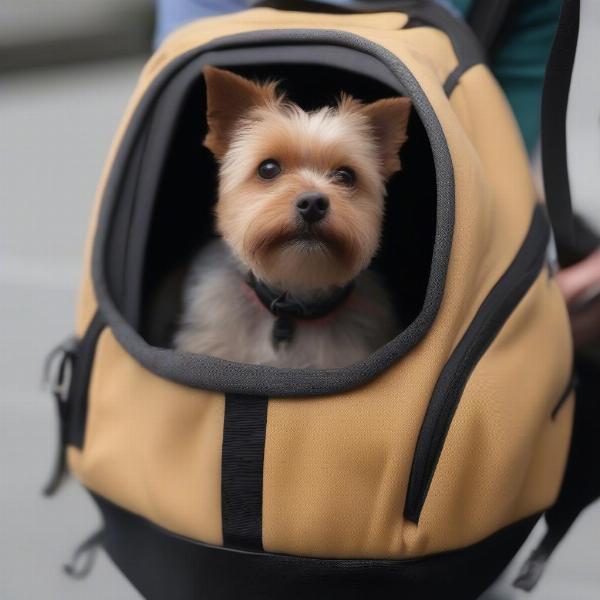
[41, 336, 78, 496]
[221, 393, 269, 551]
[466, 0, 518, 52]
[540, 0, 579, 266]
[514, 356, 600, 591]
[469, 0, 580, 265]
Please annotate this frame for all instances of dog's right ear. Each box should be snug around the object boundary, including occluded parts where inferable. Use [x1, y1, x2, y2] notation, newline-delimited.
[358, 96, 412, 178]
[203, 66, 281, 158]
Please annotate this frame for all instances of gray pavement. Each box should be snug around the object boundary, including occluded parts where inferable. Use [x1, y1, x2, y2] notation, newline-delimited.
[0, 58, 598, 599]
[1, 59, 143, 600]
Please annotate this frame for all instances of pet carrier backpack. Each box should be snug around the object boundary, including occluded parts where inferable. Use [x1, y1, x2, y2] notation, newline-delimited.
[45, 1, 598, 598]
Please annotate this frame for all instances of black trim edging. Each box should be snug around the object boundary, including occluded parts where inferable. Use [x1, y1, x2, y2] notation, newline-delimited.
[255, 0, 486, 78]
[222, 393, 269, 551]
[405, 204, 551, 523]
[541, 0, 579, 262]
[92, 491, 540, 600]
[91, 28, 455, 397]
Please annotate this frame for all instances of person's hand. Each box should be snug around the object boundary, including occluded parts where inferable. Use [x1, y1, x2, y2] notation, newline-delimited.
[556, 249, 600, 349]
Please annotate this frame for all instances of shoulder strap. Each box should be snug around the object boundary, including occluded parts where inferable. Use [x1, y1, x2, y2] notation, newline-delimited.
[540, 0, 580, 265]
[466, 0, 518, 51]
[470, 0, 582, 266]
[514, 356, 600, 591]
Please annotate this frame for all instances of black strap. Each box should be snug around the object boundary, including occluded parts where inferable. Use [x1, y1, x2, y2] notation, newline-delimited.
[43, 314, 105, 495]
[93, 490, 539, 600]
[466, 0, 518, 52]
[541, 0, 579, 266]
[514, 356, 600, 590]
[42, 336, 78, 496]
[221, 393, 269, 552]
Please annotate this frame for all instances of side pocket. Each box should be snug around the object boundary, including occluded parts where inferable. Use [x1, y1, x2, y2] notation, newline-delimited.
[404, 205, 551, 524]
[43, 311, 105, 496]
[68, 311, 106, 449]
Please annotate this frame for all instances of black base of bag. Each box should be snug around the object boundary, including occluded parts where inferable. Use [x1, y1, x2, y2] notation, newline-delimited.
[92, 493, 538, 600]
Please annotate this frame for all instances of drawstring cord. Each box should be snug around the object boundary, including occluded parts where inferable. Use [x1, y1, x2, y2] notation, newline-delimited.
[63, 528, 105, 579]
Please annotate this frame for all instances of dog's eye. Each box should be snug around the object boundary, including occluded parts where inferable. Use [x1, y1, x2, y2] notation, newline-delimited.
[332, 167, 356, 187]
[258, 159, 281, 180]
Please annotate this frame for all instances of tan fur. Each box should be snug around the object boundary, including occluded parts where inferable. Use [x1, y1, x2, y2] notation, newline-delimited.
[175, 67, 411, 367]
[353, 96, 411, 176]
[203, 65, 283, 157]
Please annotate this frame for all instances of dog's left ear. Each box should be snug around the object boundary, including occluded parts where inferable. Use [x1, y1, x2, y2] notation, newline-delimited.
[360, 97, 412, 178]
[203, 66, 281, 158]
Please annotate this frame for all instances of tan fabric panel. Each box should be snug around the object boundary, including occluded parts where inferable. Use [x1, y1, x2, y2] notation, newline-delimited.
[263, 39, 544, 559]
[67, 330, 225, 546]
[449, 64, 535, 210]
[156, 9, 409, 64]
[415, 272, 573, 555]
[263, 271, 572, 559]
[152, 10, 457, 88]
[393, 26, 460, 86]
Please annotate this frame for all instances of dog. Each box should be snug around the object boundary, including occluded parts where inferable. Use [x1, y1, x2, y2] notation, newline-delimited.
[174, 66, 411, 368]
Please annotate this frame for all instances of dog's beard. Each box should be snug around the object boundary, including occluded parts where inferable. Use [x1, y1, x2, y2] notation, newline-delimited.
[252, 223, 352, 261]
[241, 218, 364, 292]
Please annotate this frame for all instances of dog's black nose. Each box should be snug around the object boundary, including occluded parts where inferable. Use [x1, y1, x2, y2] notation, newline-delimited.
[296, 193, 329, 224]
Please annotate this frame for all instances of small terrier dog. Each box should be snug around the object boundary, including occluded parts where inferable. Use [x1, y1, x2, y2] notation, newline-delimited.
[174, 66, 411, 368]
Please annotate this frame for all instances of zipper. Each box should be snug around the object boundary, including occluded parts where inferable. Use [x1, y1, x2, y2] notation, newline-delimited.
[404, 205, 550, 523]
[551, 373, 577, 420]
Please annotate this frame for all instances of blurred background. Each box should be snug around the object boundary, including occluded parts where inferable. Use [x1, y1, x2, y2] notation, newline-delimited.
[0, 1, 598, 598]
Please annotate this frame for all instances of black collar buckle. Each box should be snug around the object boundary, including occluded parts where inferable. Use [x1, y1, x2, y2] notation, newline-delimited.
[245, 273, 355, 349]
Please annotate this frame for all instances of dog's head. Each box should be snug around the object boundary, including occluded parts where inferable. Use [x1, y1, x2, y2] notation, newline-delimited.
[203, 66, 411, 292]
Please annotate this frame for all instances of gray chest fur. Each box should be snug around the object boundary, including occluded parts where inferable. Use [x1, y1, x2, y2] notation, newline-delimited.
[174, 241, 398, 369]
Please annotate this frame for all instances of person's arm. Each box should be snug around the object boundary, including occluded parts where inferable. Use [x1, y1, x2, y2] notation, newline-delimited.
[557, 248, 600, 349]
[155, 0, 249, 46]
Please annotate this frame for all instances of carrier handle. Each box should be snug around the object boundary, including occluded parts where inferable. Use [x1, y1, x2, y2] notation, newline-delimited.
[251, 1, 442, 16]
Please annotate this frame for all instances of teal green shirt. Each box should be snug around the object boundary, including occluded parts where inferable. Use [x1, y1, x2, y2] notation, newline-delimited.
[453, 0, 562, 151]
